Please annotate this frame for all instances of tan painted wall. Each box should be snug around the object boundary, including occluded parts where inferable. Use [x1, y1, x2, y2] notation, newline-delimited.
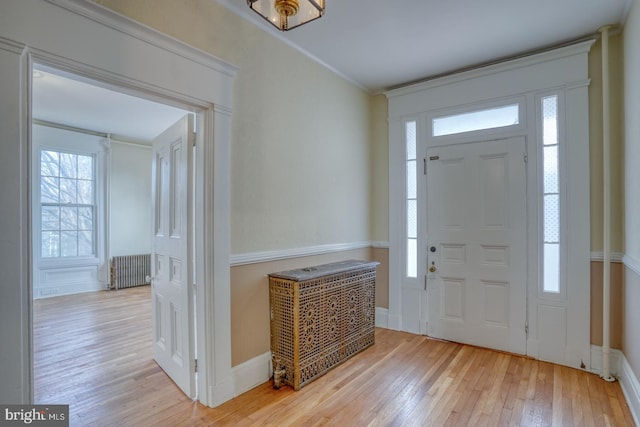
[590, 261, 623, 348]
[371, 247, 389, 309]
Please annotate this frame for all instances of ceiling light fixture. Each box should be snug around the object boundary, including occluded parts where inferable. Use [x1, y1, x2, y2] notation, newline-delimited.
[247, 0, 325, 31]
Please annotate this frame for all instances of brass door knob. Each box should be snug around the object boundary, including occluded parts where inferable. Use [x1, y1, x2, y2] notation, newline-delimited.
[429, 262, 437, 273]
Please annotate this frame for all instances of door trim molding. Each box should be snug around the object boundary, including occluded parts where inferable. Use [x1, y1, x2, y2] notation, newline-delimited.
[385, 40, 593, 367]
[0, 0, 236, 407]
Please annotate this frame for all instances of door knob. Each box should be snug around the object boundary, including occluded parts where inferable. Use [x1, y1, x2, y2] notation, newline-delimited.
[429, 262, 437, 273]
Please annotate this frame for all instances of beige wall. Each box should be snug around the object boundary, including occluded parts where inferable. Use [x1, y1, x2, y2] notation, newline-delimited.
[623, 0, 640, 376]
[95, 0, 373, 254]
[370, 94, 389, 242]
[589, 34, 625, 253]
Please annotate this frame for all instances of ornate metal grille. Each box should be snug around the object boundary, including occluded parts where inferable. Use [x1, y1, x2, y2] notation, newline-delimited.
[269, 260, 377, 390]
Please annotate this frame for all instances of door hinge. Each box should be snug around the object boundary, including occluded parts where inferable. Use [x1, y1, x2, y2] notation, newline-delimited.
[192, 131, 197, 147]
[524, 153, 528, 163]
[424, 275, 427, 290]
[525, 323, 529, 336]
[423, 158, 427, 175]
[194, 359, 198, 372]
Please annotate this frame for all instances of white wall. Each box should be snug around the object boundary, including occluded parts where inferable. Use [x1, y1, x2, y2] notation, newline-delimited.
[624, 0, 640, 377]
[109, 141, 152, 256]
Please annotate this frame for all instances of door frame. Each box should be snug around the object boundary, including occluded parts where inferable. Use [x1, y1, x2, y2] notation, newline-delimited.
[0, 0, 237, 407]
[386, 40, 593, 369]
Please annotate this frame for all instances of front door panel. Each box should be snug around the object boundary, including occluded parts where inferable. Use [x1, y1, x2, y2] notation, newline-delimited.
[427, 137, 527, 354]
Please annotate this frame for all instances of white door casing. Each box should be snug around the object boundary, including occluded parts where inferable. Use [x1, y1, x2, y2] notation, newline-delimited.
[151, 115, 195, 398]
[426, 137, 527, 354]
[1, 0, 236, 406]
[386, 41, 592, 369]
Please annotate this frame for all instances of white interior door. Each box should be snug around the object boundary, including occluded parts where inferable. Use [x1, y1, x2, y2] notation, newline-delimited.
[427, 137, 527, 354]
[151, 114, 195, 397]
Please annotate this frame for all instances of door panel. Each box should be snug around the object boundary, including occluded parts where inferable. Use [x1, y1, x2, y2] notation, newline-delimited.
[427, 137, 527, 354]
[151, 114, 195, 397]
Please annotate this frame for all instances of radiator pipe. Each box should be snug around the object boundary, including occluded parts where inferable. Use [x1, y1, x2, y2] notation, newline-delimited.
[599, 25, 615, 383]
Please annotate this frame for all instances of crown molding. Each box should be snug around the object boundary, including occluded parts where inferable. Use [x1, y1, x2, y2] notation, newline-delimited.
[45, 0, 238, 77]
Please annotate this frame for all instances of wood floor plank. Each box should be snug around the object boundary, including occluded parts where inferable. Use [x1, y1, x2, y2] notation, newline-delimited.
[34, 287, 636, 426]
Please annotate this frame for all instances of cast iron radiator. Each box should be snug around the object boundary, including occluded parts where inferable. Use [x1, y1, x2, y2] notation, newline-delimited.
[110, 254, 151, 290]
[268, 260, 378, 390]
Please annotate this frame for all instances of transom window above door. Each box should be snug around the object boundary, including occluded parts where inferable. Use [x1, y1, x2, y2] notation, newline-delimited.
[432, 103, 520, 137]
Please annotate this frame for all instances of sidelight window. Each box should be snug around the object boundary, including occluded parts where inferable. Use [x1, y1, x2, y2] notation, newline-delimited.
[541, 95, 560, 293]
[406, 120, 418, 278]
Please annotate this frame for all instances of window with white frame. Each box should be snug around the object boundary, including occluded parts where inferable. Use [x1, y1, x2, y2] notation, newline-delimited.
[406, 120, 418, 278]
[40, 149, 96, 258]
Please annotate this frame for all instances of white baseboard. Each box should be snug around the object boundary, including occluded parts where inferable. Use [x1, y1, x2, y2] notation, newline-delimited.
[620, 354, 640, 427]
[231, 308, 392, 396]
[231, 351, 273, 397]
[591, 346, 640, 426]
[624, 254, 640, 277]
[590, 345, 623, 376]
[375, 307, 389, 328]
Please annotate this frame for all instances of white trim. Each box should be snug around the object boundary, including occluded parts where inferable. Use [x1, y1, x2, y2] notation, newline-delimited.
[230, 241, 372, 266]
[371, 241, 390, 249]
[590, 344, 622, 375]
[375, 307, 389, 328]
[385, 41, 595, 102]
[385, 40, 593, 368]
[624, 254, 640, 277]
[620, 353, 640, 427]
[231, 351, 273, 398]
[0, 0, 236, 407]
[45, 0, 237, 77]
[591, 251, 625, 262]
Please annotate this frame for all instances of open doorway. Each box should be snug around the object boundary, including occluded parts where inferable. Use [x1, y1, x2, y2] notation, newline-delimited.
[31, 64, 198, 407]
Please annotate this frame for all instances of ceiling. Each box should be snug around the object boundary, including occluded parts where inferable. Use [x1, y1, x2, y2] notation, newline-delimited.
[32, 1, 631, 141]
[32, 66, 189, 143]
[220, 0, 632, 92]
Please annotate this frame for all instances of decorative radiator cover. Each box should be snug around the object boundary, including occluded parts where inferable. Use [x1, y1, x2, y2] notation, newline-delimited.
[268, 260, 378, 390]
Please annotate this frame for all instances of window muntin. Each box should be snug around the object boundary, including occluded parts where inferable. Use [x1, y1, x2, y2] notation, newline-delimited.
[541, 95, 560, 293]
[432, 104, 520, 137]
[40, 149, 95, 258]
[406, 121, 418, 278]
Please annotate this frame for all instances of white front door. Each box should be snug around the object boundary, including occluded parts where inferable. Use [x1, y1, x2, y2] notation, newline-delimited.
[151, 115, 195, 397]
[427, 136, 527, 354]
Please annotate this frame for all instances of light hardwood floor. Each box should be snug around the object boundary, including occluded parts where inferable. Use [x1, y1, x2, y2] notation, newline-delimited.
[34, 287, 635, 426]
